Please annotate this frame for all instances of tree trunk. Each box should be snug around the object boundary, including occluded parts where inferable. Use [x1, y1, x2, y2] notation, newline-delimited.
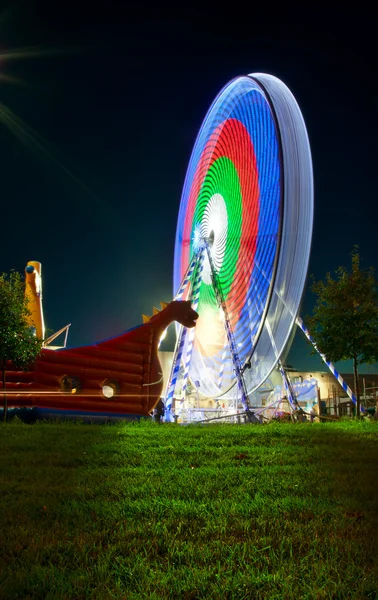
[2, 362, 7, 423]
[353, 356, 360, 418]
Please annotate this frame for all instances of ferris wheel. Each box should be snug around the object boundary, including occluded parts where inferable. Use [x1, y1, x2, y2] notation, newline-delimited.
[165, 73, 314, 418]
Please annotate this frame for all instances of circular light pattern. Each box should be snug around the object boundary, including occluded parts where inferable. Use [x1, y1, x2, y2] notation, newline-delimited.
[174, 74, 313, 399]
[201, 193, 228, 285]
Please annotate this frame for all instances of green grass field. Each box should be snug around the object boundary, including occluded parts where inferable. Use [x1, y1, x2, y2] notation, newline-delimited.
[0, 419, 377, 599]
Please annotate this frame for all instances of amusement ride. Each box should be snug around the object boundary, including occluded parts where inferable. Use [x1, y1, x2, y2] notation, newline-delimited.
[3, 72, 363, 422]
[163, 73, 362, 422]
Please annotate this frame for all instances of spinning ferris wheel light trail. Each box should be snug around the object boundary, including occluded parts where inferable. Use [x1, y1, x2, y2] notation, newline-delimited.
[166, 72, 315, 419]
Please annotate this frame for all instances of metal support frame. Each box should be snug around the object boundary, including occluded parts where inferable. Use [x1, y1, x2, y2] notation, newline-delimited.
[296, 316, 366, 414]
[164, 323, 188, 417]
[173, 253, 199, 301]
[203, 241, 253, 419]
[217, 345, 228, 390]
[277, 360, 304, 420]
[164, 248, 204, 417]
[180, 248, 205, 396]
[43, 323, 71, 348]
[260, 304, 303, 418]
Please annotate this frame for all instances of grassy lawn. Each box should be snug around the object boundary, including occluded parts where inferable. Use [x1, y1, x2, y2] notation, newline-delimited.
[0, 419, 377, 599]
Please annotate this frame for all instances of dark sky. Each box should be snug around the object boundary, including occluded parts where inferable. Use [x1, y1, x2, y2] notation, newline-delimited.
[1, 2, 377, 373]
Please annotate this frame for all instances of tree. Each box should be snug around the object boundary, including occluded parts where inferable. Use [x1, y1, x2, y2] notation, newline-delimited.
[308, 248, 378, 417]
[0, 270, 43, 421]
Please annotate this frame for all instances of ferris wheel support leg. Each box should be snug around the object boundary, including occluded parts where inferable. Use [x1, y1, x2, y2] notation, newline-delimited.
[179, 248, 205, 404]
[164, 250, 204, 421]
[173, 252, 201, 301]
[164, 325, 189, 421]
[217, 347, 228, 390]
[203, 242, 254, 420]
[296, 316, 366, 414]
[262, 313, 303, 418]
[277, 361, 304, 421]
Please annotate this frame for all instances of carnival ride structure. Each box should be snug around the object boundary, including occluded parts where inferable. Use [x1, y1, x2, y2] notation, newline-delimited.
[3, 73, 364, 420]
[164, 73, 364, 421]
[5, 265, 199, 419]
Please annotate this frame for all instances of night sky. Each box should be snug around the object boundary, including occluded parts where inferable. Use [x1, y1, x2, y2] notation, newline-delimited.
[1, 2, 377, 374]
